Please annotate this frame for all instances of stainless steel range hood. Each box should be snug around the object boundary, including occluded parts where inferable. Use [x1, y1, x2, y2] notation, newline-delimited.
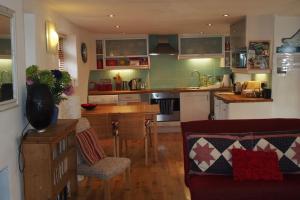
[150, 35, 178, 55]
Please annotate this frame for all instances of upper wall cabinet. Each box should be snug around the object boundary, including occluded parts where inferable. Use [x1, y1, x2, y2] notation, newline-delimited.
[95, 37, 150, 70]
[230, 17, 273, 74]
[178, 35, 224, 59]
[230, 18, 246, 52]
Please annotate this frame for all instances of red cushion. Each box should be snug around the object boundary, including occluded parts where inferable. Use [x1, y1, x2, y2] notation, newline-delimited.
[232, 149, 283, 181]
[76, 128, 106, 165]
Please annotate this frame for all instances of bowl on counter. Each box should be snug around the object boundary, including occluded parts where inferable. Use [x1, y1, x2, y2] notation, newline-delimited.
[81, 103, 97, 110]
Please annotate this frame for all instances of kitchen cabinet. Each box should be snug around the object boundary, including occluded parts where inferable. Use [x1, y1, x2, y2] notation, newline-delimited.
[214, 97, 228, 120]
[94, 37, 150, 70]
[230, 16, 272, 74]
[180, 92, 210, 122]
[224, 36, 231, 67]
[230, 18, 246, 53]
[178, 35, 224, 59]
[214, 97, 272, 119]
[118, 94, 141, 104]
[88, 95, 118, 104]
[96, 40, 104, 69]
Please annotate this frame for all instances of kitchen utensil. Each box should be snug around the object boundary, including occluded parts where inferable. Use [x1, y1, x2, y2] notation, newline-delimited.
[122, 81, 128, 90]
[81, 103, 97, 110]
[233, 82, 242, 94]
[262, 88, 272, 99]
[222, 74, 231, 87]
[128, 79, 137, 90]
[246, 81, 261, 90]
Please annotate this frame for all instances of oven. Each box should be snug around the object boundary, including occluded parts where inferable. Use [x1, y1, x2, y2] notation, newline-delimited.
[150, 92, 180, 122]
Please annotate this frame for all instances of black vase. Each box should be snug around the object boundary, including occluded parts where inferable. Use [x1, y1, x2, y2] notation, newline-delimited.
[26, 84, 54, 131]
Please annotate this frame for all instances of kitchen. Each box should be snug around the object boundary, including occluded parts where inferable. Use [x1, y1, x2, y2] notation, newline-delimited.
[1, 0, 300, 200]
[86, 29, 274, 134]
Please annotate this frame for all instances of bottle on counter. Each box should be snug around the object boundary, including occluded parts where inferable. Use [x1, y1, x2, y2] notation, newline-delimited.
[113, 73, 122, 90]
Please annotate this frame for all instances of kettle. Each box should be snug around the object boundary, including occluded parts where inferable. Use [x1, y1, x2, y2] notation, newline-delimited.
[128, 79, 137, 90]
[221, 74, 231, 87]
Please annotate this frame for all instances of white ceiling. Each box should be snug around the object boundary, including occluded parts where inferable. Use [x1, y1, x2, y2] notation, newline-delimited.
[46, 0, 300, 35]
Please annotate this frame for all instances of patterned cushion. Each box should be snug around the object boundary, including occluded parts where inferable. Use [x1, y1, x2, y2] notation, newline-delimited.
[187, 134, 253, 175]
[76, 128, 106, 166]
[78, 157, 131, 180]
[252, 134, 300, 173]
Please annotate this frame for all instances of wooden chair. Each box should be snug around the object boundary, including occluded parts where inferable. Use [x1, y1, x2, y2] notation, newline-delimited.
[76, 118, 131, 200]
[113, 113, 153, 165]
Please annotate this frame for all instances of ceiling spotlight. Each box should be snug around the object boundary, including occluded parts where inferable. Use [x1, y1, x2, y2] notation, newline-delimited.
[115, 25, 120, 28]
[223, 14, 229, 17]
[108, 14, 115, 18]
[207, 23, 212, 27]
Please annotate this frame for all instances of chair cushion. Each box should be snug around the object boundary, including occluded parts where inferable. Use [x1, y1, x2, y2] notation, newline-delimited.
[76, 128, 106, 165]
[77, 157, 131, 180]
[232, 149, 283, 181]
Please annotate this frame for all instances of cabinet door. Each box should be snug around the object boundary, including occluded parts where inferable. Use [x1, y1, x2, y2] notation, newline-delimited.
[105, 39, 147, 57]
[214, 97, 221, 120]
[180, 92, 210, 122]
[88, 95, 118, 104]
[230, 18, 246, 52]
[180, 36, 223, 55]
[118, 94, 141, 104]
[220, 101, 228, 120]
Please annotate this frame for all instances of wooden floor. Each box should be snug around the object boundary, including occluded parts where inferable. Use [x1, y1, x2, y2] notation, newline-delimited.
[77, 132, 191, 200]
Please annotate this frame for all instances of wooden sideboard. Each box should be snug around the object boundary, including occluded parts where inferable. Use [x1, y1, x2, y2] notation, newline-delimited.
[23, 119, 78, 200]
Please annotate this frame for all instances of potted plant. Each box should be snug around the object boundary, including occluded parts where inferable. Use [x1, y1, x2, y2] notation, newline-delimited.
[26, 65, 74, 128]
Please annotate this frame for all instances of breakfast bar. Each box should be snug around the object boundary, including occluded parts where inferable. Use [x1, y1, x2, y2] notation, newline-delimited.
[81, 103, 160, 162]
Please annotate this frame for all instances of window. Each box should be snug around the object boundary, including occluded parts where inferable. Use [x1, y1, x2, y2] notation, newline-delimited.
[58, 37, 64, 71]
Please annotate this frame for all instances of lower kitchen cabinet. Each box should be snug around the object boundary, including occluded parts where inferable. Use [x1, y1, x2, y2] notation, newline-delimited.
[214, 97, 272, 119]
[88, 95, 118, 104]
[180, 92, 210, 122]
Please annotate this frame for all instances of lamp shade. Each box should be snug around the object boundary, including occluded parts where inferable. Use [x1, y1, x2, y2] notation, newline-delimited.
[45, 20, 59, 54]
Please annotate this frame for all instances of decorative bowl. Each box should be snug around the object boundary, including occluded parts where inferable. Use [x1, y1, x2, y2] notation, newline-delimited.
[81, 103, 97, 110]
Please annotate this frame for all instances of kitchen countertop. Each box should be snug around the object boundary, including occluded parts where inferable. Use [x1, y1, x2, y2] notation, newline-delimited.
[214, 92, 273, 103]
[88, 87, 231, 95]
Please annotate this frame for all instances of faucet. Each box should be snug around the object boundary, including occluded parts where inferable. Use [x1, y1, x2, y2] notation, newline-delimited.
[191, 71, 201, 87]
[191, 71, 215, 87]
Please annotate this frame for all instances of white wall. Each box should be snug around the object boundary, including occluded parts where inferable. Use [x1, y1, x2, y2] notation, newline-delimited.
[272, 16, 300, 118]
[0, 0, 26, 200]
[23, 0, 94, 104]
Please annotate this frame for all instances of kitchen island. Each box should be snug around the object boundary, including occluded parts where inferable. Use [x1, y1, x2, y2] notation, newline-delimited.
[214, 92, 273, 119]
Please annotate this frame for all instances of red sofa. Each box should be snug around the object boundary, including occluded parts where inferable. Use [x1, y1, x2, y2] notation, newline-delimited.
[181, 118, 300, 200]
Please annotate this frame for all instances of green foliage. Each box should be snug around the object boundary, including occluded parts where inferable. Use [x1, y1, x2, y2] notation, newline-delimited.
[26, 65, 73, 105]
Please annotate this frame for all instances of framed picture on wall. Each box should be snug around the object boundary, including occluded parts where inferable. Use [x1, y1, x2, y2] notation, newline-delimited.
[247, 41, 270, 69]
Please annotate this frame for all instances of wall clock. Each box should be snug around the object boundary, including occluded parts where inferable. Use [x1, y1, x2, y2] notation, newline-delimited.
[81, 42, 88, 63]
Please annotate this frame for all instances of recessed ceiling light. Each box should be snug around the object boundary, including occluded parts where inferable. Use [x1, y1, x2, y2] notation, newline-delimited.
[207, 23, 212, 27]
[108, 14, 115, 18]
[115, 25, 120, 28]
[223, 14, 229, 17]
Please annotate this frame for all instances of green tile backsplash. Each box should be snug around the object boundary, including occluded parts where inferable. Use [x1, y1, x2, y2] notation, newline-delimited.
[149, 55, 231, 88]
[89, 55, 231, 89]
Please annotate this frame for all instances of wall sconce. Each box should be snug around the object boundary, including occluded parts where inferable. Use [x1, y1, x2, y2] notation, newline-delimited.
[45, 20, 59, 54]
